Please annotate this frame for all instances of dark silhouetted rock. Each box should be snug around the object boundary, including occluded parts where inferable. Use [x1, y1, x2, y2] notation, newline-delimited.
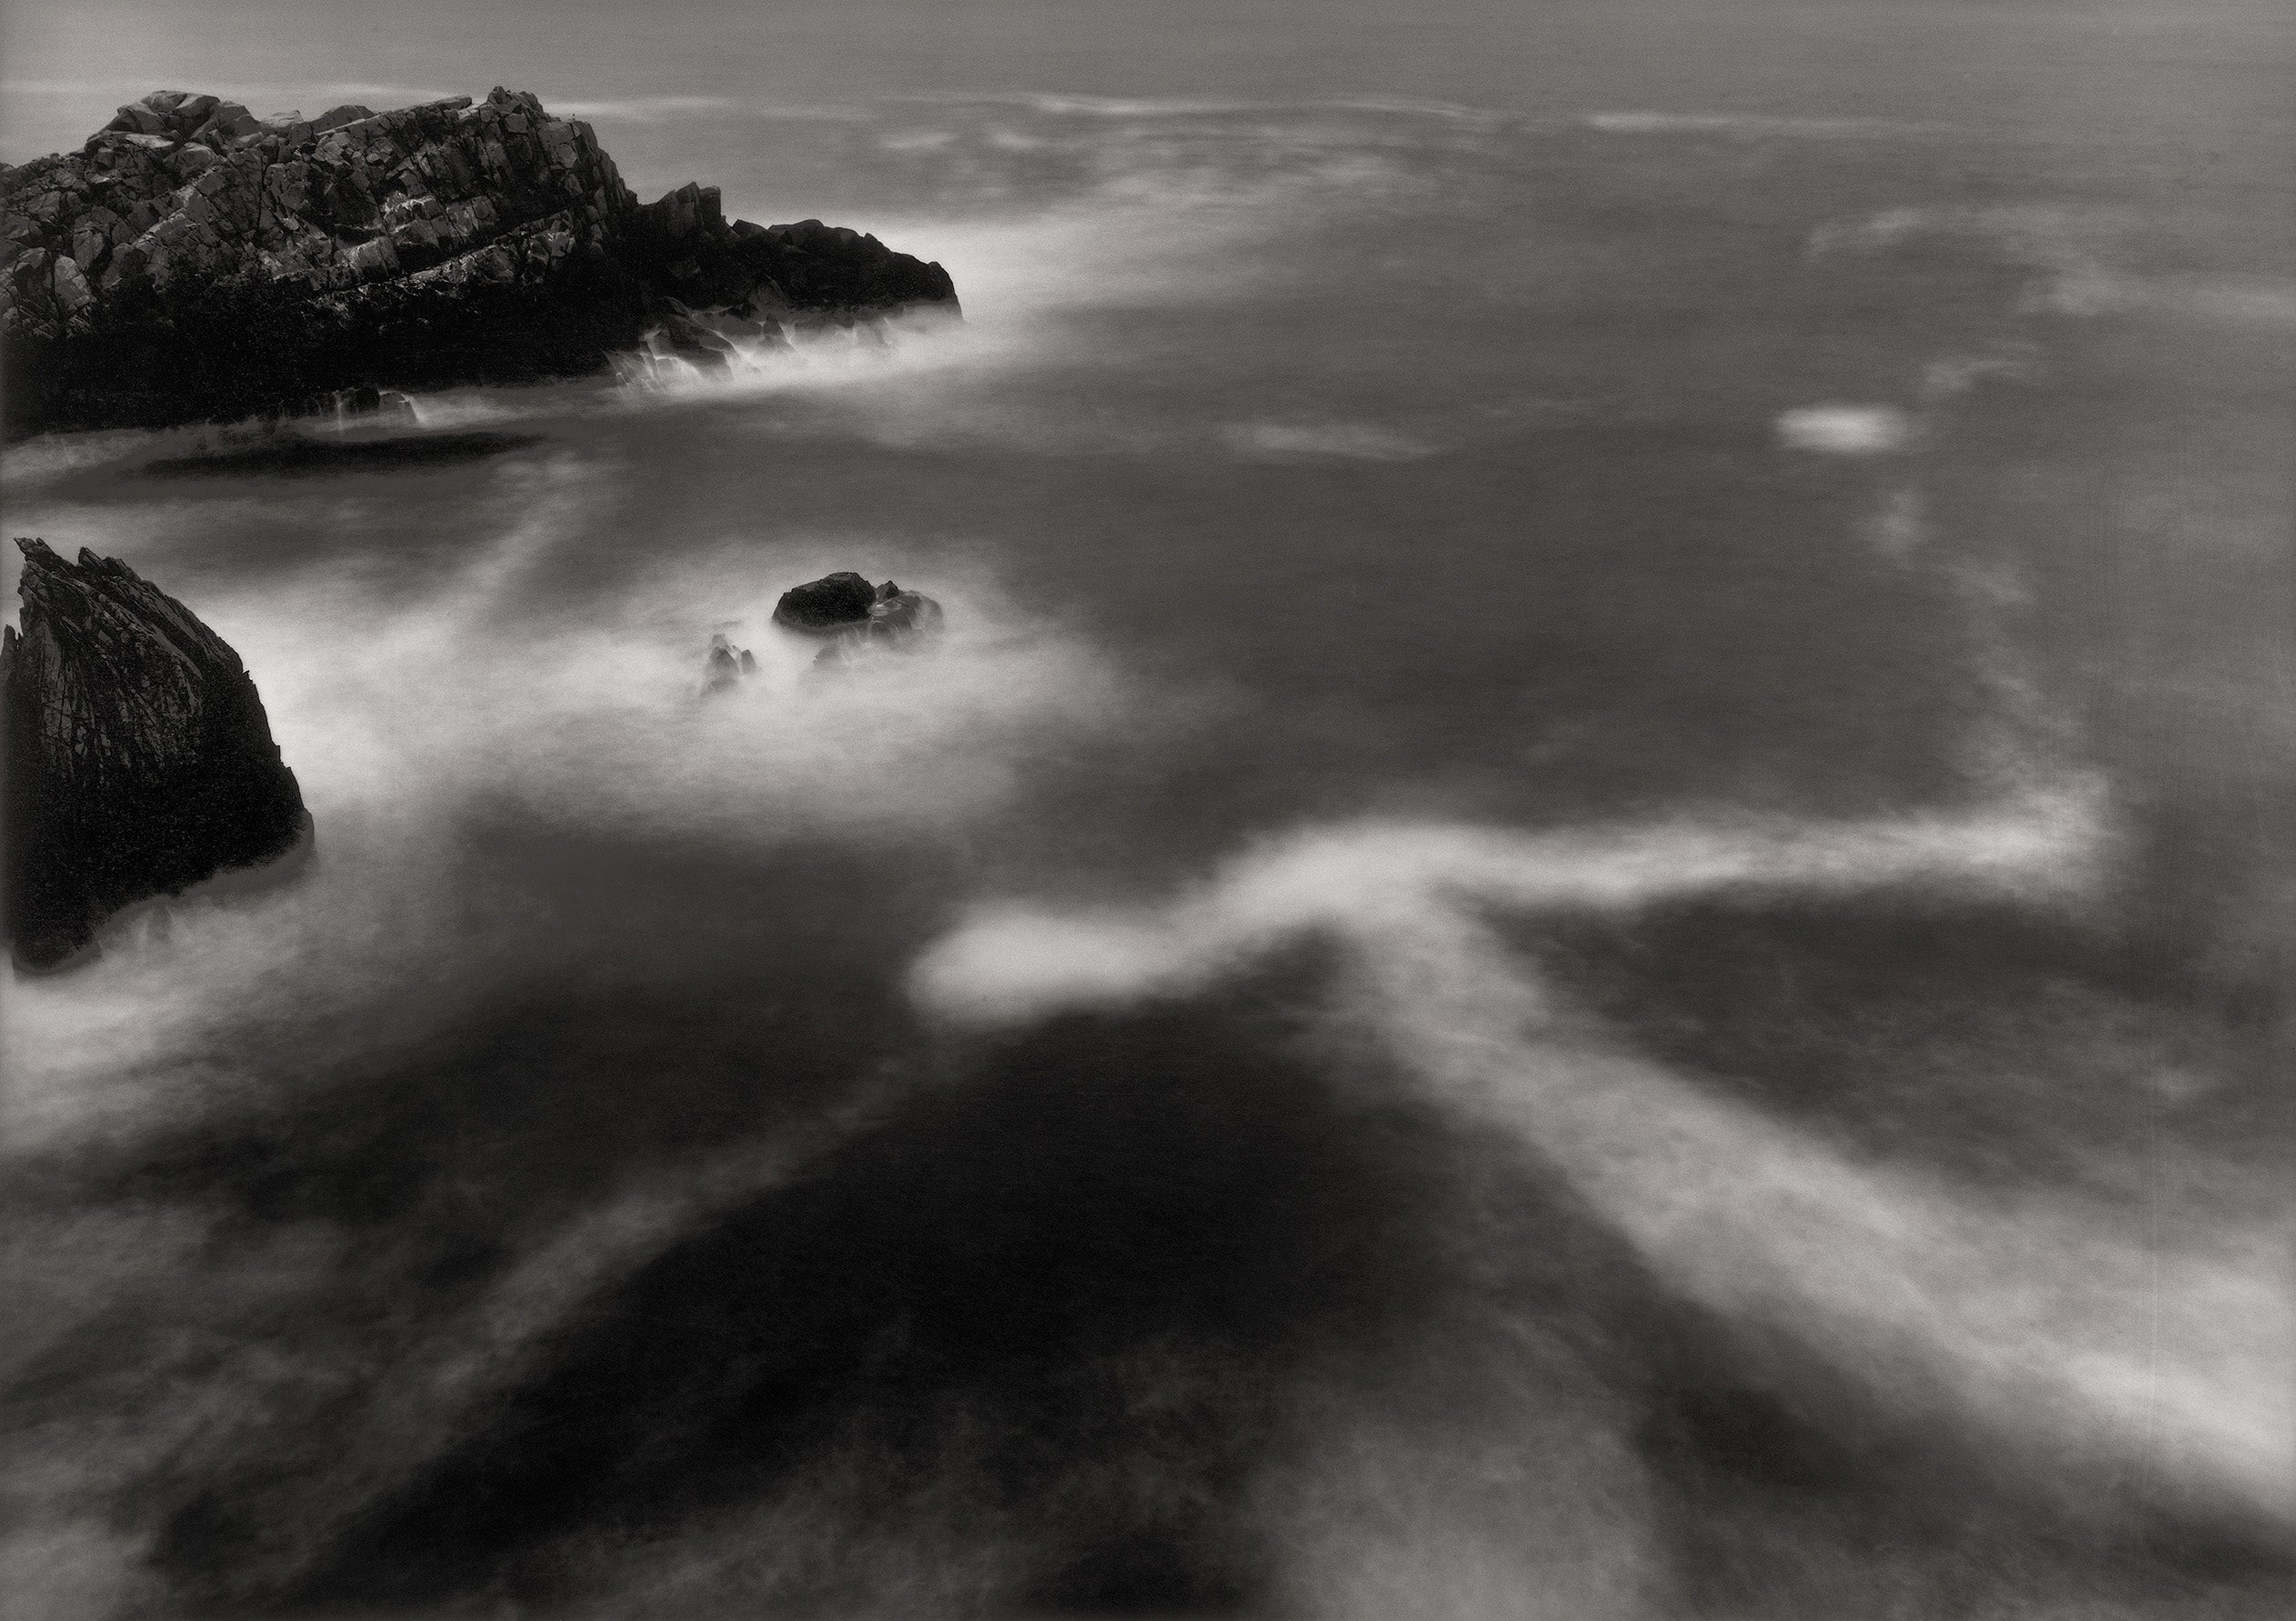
[772, 572, 879, 634]
[2, 88, 960, 436]
[4, 537, 309, 970]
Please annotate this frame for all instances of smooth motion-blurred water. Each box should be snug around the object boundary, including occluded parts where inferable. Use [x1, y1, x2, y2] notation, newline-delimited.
[3, 6, 2291, 1616]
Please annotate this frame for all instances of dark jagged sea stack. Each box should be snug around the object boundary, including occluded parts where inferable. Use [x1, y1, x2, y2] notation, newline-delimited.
[0, 87, 960, 436]
[3, 538, 309, 970]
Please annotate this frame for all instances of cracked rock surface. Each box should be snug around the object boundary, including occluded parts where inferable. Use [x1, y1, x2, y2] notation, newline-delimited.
[3, 537, 309, 970]
[1, 87, 959, 435]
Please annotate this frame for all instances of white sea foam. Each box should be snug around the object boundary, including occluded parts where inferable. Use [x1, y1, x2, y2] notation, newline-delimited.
[907, 783, 2296, 1530]
[1814, 205, 2296, 330]
[1775, 403, 1912, 455]
[546, 94, 737, 123]
[912, 785, 2105, 1025]
[947, 93, 1269, 120]
[1584, 110, 1942, 139]
[0, 453, 1133, 1156]
[1220, 420, 1439, 463]
[1920, 348, 2040, 403]
[0, 437, 1110, 1585]
[1346, 905, 2295, 1530]
[607, 310, 982, 401]
[907, 91, 1505, 127]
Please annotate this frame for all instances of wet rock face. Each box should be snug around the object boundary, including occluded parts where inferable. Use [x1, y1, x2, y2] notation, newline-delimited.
[1, 88, 960, 436]
[4, 537, 308, 970]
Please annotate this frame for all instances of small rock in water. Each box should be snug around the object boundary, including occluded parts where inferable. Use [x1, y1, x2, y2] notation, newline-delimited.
[772, 572, 878, 634]
[700, 631, 756, 695]
[867, 588, 943, 640]
[813, 585, 946, 670]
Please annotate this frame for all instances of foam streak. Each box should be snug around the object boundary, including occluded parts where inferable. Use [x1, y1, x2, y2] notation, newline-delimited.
[910, 788, 2293, 1528]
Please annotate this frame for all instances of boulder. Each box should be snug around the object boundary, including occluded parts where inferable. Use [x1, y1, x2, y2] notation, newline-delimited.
[1, 87, 961, 436]
[4, 537, 309, 970]
[772, 571, 879, 634]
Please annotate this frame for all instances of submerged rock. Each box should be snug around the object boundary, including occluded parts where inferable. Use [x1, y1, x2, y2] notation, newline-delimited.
[699, 631, 757, 695]
[866, 585, 944, 641]
[812, 581, 947, 670]
[1, 88, 960, 436]
[772, 572, 880, 634]
[4, 537, 309, 970]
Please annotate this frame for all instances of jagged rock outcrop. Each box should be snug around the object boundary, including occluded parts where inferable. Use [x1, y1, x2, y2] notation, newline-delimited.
[3, 537, 308, 970]
[1, 88, 960, 436]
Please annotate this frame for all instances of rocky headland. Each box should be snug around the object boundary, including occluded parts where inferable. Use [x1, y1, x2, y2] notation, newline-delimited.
[4, 538, 309, 971]
[0, 87, 959, 436]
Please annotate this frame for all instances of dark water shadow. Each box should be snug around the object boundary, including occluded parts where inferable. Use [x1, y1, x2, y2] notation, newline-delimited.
[56, 826, 948, 1236]
[21, 886, 2283, 1618]
[16, 805, 2281, 1619]
[138, 431, 544, 480]
[10, 812, 316, 980]
[149, 960, 1487, 1616]
[1634, 1305, 2294, 1620]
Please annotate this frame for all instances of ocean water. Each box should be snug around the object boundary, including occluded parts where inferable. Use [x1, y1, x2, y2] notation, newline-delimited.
[3, 5, 2292, 1616]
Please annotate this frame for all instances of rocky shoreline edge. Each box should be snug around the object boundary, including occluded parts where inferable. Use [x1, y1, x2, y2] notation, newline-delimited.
[1, 86, 959, 437]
